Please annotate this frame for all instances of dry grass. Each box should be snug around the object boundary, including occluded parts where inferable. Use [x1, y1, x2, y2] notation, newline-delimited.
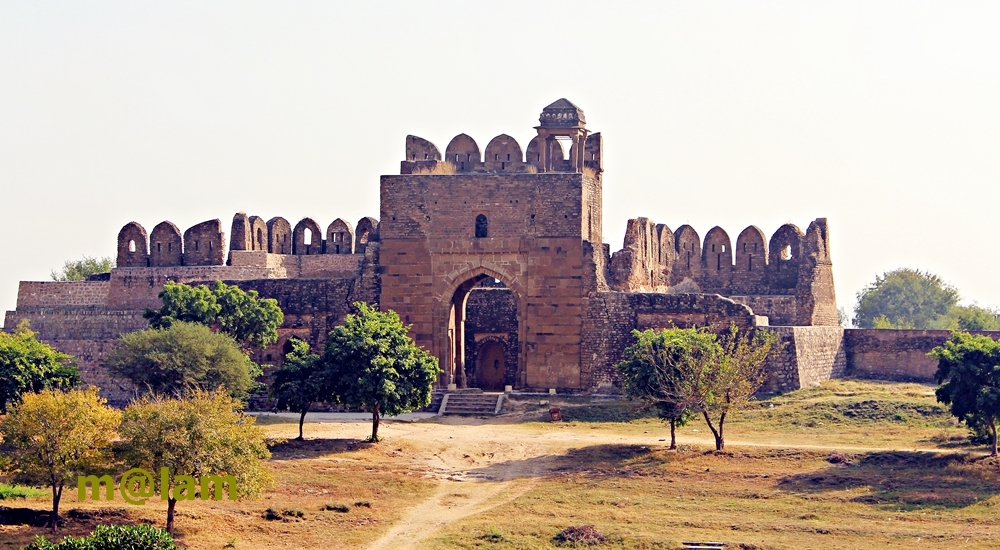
[2, 380, 995, 549]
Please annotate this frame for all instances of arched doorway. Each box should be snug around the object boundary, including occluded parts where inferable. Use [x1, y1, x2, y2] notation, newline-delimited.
[475, 340, 506, 391]
[445, 272, 520, 390]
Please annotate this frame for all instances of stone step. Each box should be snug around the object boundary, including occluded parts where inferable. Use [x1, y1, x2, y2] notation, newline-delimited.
[438, 393, 504, 415]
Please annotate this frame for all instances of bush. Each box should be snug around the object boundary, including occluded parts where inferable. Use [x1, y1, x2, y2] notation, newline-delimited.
[0, 483, 46, 500]
[23, 524, 177, 549]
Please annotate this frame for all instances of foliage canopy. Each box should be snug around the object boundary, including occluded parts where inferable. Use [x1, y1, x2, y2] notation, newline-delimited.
[0, 321, 80, 413]
[103, 321, 261, 399]
[269, 337, 324, 440]
[143, 280, 283, 348]
[930, 331, 1000, 455]
[854, 269, 960, 329]
[318, 302, 440, 441]
[0, 388, 120, 533]
[118, 390, 273, 534]
[49, 255, 115, 282]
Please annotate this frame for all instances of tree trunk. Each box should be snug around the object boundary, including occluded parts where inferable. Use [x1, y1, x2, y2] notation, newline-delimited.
[669, 418, 677, 450]
[990, 418, 998, 456]
[371, 402, 380, 442]
[701, 410, 725, 451]
[166, 497, 177, 535]
[297, 406, 309, 441]
[50, 482, 62, 534]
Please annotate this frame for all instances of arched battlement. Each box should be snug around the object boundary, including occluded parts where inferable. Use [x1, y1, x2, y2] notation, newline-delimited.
[768, 223, 803, 289]
[655, 224, 675, 268]
[248, 216, 267, 251]
[735, 225, 767, 273]
[673, 225, 702, 280]
[117, 222, 149, 268]
[525, 136, 564, 171]
[445, 134, 481, 171]
[484, 134, 523, 171]
[326, 218, 354, 255]
[803, 218, 830, 262]
[150, 221, 182, 267]
[230, 213, 252, 253]
[183, 219, 225, 266]
[293, 218, 323, 255]
[702, 226, 733, 276]
[356, 217, 378, 254]
[266, 217, 292, 255]
[405, 135, 441, 162]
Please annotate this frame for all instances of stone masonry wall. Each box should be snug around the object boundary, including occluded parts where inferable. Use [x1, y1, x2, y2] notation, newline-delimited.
[16, 282, 111, 307]
[764, 326, 846, 392]
[844, 329, 1000, 382]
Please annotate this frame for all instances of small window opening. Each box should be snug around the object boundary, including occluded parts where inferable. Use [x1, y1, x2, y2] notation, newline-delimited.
[466, 154, 471, 161]
[195, 240, 199, 251]
[494, 154, 499, 161]
[129, 240, 136, 253]
[475, 214, 488, 238]
[501, 162, 505, 170]
[304, 228, 312, 246]
[168, 242, 172, 252]
[711, 244, 715, 252]
[721, 245, 727, 252]
[506, 153, 510, 161]
[424, 153, 428, 159]
[748, 255, 754, 271]
[157, 243, 161, 252]
[717, 255, 722, 270]
[781, 245, 792, 260]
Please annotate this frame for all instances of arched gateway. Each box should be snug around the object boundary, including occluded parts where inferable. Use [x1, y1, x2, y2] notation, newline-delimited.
[379, 99, 602, 391]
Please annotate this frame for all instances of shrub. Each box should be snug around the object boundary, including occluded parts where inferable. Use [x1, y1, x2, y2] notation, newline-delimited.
[23, 524, 177, 549]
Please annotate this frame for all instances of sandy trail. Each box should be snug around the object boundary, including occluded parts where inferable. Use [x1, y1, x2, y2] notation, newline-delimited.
[267, 419, 970, 549]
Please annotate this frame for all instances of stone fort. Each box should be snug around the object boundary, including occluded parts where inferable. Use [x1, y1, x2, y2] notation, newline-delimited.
[4, 100, 953, 402]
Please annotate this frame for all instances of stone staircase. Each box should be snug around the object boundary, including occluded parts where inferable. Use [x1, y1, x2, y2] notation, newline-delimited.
[432, 388, 505, 415]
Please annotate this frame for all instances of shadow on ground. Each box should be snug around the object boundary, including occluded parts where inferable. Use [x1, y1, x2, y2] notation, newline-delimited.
[777, 451, 1000, 509]
[269, 437, 376, 459]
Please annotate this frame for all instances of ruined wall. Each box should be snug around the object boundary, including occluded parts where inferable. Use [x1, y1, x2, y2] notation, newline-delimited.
[843, 329, 1000, 382]
[764, 326, 847, 392]
[581, 292, 760, 389]
[607, 217, 837, 327]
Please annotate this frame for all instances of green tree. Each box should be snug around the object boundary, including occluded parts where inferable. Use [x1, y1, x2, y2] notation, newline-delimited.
[853, 268, 959, 329]
[118, 390, 273, 534]
[699, 325, 781, 451]
[0, 321, 81, 413]
[616, 328, 716, 449]
[24, 524, 177, 550]
[49, 255, 115, 282]
[143, 280, 283, 348]
[0, 388, 120, 533]
[269, 338, 324, 440]
[930, 331, 1000, 455]
[318, 302, 440, 442]
[103, 322, 261, 399]
[945, 305, 1000, 331]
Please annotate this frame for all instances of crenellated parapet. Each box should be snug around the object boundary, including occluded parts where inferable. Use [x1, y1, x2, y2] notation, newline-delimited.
[400, 99, 603, 176]
[607, 217, 837, 325]
[116, 214, 379, 268]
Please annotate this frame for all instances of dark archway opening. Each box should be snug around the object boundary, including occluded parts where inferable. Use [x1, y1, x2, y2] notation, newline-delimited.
[446, 276, 519, 391]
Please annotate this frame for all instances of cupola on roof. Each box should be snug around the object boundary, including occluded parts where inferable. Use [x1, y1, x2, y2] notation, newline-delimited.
[538, 98, 586, 129]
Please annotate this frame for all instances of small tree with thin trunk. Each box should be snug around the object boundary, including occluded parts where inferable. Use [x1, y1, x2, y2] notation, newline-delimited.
[318, 302, 440, 442]
[931, 331, 1000, 455]
[1, 388, 120, 534]
[615, 328, 716, 449]
[118, 390, 272, 534]
[698, 325, 781, 451]
[269, 338, 324, 440]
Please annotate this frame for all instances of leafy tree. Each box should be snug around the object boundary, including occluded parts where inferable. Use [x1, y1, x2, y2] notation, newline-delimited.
[103, 322, 261, 399]
[318, 302, 440, 442]
[699, 325, 781, 451]
[930, 331, 1000, 455]
[144, 280, 283, 348]
[0, 388, 120, 534]
[269, 338, 324, 440]
[49, 255, 115, 282]
[118, 390, 272, 534]
[0, 320, 81, 413]
[616, 328, 716, 449]
[945, 305, 1000, 331]
[853, 268, 959, 329]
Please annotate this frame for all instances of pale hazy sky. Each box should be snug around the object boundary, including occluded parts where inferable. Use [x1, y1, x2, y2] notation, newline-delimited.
[2, 2, 999, 325]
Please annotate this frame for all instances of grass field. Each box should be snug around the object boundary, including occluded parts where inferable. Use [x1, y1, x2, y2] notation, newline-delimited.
[2, 379, 998, 549]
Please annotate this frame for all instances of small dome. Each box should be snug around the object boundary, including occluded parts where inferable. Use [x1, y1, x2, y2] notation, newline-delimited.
[539, 98, 586, 128]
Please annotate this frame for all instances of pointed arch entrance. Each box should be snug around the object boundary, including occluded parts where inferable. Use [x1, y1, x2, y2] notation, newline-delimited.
[441, 268, 522, 390]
